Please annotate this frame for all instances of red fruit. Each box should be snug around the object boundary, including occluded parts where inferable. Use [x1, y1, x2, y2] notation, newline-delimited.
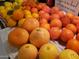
[58, 11, 65, 18]
[39, 18, 48, 24]
[71, 16, 79, 25]
[49, 27, 61, 40]
[66, 24, 77, 33]
[50, 19, 62, 28]
[60, 15, 71, 27]
[39, 10, 45, 16]
[51, 7, 60, 14]
[50, 14, 60, 20]
[66, 39, 79, 53]
[31, 7, 38, 13]
[40, 13, 50, 20]
[38, 3, 46, 10]
[42, 6, 51, 13]
[76, 33, 79, 40]
[60, 28, 74, 42]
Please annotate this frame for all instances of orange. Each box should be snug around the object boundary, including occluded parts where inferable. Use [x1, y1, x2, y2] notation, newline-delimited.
[49, 27, 61, 40]
[40, 23, 50, 30]
[18, 44, 38, 59]
[30, 28, 50, 48]
[51, 7, 60, 14]
[50, 19, 62, 28]
[50, 14, 60, 20]
[12, 9, 24, 21]
[66, 12, 74, 19]
[66, 24, 77, 33]
[21, 18, 39, 32]
[60, 28, 74, 42]
[66, 39, 79, 53]
[71, 16, 79, 25]
[8, 27, 29, 47]
[39, 18, 48, 24]
[61, 15, 71, 27]
[57, 11, 65, 18]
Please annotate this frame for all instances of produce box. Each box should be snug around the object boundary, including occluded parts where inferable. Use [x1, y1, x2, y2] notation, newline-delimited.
[55, 0, 79, 15]
[0, 0, 79, 59]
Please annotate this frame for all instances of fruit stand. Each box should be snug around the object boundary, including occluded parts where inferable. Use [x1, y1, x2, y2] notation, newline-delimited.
[0, 0, 79, 59]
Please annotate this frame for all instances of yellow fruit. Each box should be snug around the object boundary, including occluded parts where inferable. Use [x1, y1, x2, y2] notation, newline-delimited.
[30, 28, 50, 48]
[4, 2, 12, 7]
[39, 43, 59, 59]
[6, 17, 17, 27]
[0, 6, 7, 18]
[18, 44, 38, 59]
[32, 13, 39, 19]
[24, 10, 33, 18]
[59, 49, 79, 59]
[0, 6, 5, 10]
[12, 2, 18, 8]
[6, 7, 13, 11]
[24, 10, 31, 15]
[25, 14, 33, 19]
[18, 18, 26, 27]
[15, 0, 23, 5]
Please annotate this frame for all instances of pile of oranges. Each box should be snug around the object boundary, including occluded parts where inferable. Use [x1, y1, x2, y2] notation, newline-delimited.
[1, 2, 79, 56]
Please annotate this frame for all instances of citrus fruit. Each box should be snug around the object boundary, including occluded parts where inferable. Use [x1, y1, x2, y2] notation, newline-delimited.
[66, 24, 77, 33]
[60, 28, 74, 42]
[21, 18, 39, 32]
[18, 44, 38, 59]
[50, 19, 62, 28]
[8, 27, 29, 47]
[59, 49, 79, 59]
[66, 39, 79, 53]
[39, 43, 59, 59]
[49, 27, 61, 40]
[30, 28, 50, 48]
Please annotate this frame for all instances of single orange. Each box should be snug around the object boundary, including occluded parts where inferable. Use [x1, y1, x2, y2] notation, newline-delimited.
[66, 24, 77, 33]
[60, 15, 71, 27]
[12, 9, 24, 21]
[51, 7, 60, 14]
[66, 39, 79, 53]
[39, 18, 48, 24]
[21, 18, 39, 32]
[60, 28, 74, 42]
[49, 27, 61, 40]
[50, 19, 62, 28]
[8, 27, 29, 47]
[30, 28, 50, 48]
[18, 44, 38, 59]
[71, 16, 79, 25]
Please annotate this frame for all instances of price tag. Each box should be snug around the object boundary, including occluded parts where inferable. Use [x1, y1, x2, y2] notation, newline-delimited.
[55, 0, 79, 15]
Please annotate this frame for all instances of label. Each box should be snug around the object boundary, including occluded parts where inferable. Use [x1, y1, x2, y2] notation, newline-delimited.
[55, 0, 79, 15]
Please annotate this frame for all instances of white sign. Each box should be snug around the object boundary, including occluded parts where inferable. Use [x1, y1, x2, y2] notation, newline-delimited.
[55, 0, 79, 15]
